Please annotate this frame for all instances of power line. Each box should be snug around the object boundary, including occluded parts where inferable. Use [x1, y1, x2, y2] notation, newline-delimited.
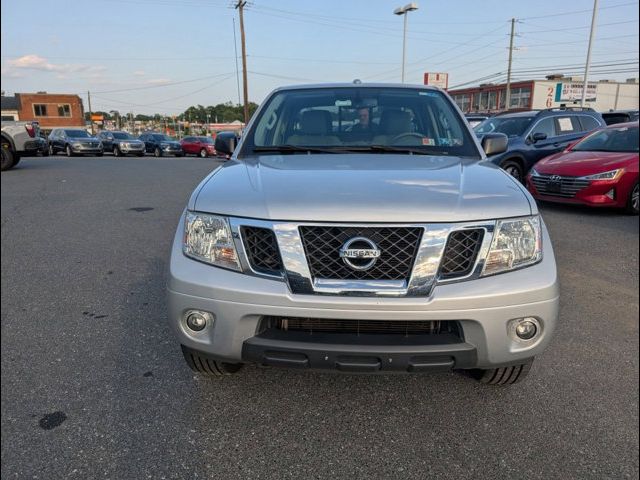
[92, 72, 234, 94]
[519, 0, 639, 20]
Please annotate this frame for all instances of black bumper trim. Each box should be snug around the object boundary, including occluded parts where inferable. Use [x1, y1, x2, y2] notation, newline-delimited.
[242, 337, 477, 373]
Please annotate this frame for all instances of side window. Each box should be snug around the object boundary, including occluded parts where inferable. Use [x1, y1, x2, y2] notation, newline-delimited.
[554, 116, 580, 135]
[531, 117, 556, 138]
[578, 116, 601, 132]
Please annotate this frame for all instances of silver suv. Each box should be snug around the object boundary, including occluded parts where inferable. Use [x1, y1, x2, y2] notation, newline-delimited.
[168, 83, 559, 385]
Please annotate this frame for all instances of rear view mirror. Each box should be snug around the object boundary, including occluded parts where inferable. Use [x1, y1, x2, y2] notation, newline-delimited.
[214, 133, 238, 157]
[481, 133, 508, 156]
[531, 132, 547, 143]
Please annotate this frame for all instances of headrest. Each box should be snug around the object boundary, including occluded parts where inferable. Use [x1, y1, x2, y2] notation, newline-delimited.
[379, 109, 412, 135]
[299, 110, 332, 135]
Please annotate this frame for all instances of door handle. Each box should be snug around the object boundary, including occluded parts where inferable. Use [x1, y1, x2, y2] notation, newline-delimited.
[553, 142, 561, 147]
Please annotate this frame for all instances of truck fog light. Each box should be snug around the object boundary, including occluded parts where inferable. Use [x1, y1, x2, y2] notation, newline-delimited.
[515, 320, 537, 340]
[508, 317, 541, 342]
[184, 310, 213, 332]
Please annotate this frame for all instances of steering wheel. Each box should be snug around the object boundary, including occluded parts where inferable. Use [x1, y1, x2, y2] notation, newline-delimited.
[390, 132, 426, 145]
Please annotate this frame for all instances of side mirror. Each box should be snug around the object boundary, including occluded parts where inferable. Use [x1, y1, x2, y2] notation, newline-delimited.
[481, 133, 508, 156]
[531, 132, 547, 143]
[214, 135, 238, 157]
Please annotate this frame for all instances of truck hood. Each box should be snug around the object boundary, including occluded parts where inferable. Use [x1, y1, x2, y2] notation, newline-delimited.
[193, 154, 532, 222]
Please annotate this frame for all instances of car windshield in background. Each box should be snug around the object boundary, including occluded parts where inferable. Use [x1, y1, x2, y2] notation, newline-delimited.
[65, 130, 90, 138]
[246, 87, 480, 157]
[474, 116, 534, 138]
[152, 134, 174, 141]
[113, 132, 133, 140]
[198, 137, 214, 144]
[572, 125, 639, 153]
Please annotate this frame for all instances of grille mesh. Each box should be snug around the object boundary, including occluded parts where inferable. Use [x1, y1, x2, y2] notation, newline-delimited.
[299, 226, 423, 280]
[530, 175, 590, 198]
[439, 229, 484, 279]
[242, 227, 283, 274]
[262, 316, 459, 336]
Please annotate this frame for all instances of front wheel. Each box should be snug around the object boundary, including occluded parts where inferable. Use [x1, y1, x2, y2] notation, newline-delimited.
[113, 146, 120, 157]
[199, 148, 207, 158]
[501, 160, 523, 183]
[627, 182, 639, 215]
[66, 145, 74, 157]
[154, 147, 162, 157]
[468, 359, 533, 386]
[181, 345, 243, 377]
[49, 144, 54, 156]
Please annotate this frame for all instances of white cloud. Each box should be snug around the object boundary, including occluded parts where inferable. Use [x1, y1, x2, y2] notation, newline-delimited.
[5, 54, 107, 76]
[133, 70, 146, 77]
[145, 78, 171, 85]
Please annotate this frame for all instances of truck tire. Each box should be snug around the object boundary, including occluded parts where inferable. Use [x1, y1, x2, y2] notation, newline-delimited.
[1, 145, 15, 171]
[470, 359, 533, 385]
[181, 345, 243, 377]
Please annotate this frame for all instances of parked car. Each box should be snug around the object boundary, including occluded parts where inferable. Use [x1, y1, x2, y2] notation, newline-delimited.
[180, 136, 216, 157]
[97, 131, 145, 157]
[138, 132, 183, 157]
[601, 110, 639, 126]
[0, 120, 40, 171]
[36, 134, 49, 156]
[213, 131, 240, 159]
[474, 108, 605, 182]
[47, 128, 103, 157]
[464, 114, 489, 128]
[527, 121, 639, 214]
[168, 82, 559, 385]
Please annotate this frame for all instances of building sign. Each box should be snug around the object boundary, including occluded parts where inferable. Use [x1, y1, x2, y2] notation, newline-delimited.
[555, 82, 597, 102]
[424, 72, 449, 90]
[91, 114, 104, 121]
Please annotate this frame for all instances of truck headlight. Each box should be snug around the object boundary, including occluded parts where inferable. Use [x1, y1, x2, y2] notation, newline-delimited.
[482, 215, 542, 276]
[579, 169, 623, 181]
[183, 211, 240, 271]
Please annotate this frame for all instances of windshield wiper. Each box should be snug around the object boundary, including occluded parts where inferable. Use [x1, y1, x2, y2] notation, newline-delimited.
[367, 145, 446, 155]
[253, 145, 343, 154]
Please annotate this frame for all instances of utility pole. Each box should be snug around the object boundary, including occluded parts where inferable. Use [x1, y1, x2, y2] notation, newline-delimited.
[235, 0, 249, 125]
[581, 0, 599, 107]
[232, 17, 242, 108]
[505, 18, 516, 111]
[87, 90, 94, 134]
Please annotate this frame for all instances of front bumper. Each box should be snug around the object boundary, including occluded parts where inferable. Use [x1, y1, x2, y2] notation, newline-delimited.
[167, 219, 559, 371]
[527, 176, 628, 209]
[71, 145, 103, 154]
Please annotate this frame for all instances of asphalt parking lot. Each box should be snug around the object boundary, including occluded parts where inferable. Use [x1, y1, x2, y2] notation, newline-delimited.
[1, 155, 638, 479]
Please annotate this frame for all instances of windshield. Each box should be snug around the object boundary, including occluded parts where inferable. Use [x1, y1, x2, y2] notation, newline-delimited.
[244, 87, 480, 157]
[152, 134, 174, 141]
[113, 132, 133, 140]
[572, 126, 639, 153]
[474, 116, 534, 138]
[65, 129, 90, 138]
[198, 137, 214, 144]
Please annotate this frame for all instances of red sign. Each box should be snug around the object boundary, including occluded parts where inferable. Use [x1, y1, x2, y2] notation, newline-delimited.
[424, 72, 449, 90]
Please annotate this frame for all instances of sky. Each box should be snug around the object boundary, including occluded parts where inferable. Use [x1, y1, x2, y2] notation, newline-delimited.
[1, 0, 638, 115]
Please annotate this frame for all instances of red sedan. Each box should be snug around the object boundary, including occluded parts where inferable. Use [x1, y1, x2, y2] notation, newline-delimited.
[527, 122, 639, 214]
[180, 136, 216, 157]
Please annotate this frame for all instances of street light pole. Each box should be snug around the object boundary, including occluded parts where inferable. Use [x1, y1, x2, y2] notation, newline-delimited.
[581, 0, 599, 107]
[394, 3, 418, 83]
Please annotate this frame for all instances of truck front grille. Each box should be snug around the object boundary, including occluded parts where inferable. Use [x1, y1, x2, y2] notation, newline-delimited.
[530, 175, 590, 198]
[260, 316, 462, 337]
[299, 226, 422, 281]
[242, 227, 283, 275]
[439, 229, 484, 279]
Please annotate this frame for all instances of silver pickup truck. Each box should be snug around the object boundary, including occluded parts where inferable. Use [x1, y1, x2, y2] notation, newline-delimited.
[1, 121, 40, 171]
[167, 83, 559, 385]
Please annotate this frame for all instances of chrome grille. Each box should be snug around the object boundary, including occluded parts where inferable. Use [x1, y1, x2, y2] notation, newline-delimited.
[242, 227, 283, 274]
[531, 175, 590, 198]
[440, 229, 484, 279]
[299, 226, 422, 281]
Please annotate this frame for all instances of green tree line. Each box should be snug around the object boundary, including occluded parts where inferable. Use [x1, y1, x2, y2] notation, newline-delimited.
[85, 102, 259, 123]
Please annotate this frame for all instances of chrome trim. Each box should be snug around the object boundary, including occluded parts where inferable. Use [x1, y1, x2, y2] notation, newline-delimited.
[230, 218, 497, 296]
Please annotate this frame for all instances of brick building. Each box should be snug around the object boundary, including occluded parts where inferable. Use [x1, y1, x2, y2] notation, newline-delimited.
[0, 92, 85, 134]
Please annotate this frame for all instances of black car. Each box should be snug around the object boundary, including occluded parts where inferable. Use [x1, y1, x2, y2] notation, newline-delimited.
[48, 128, 104, 157]
[473, 108, 605, 181]
[138, 132, 183, 157]
[36, 134, 49, 156]
[601, 110, 640, 125]
[96, 131, 146, 157]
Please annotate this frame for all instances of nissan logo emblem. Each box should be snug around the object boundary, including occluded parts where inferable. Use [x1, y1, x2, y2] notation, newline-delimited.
[339, 237, 381, 271]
